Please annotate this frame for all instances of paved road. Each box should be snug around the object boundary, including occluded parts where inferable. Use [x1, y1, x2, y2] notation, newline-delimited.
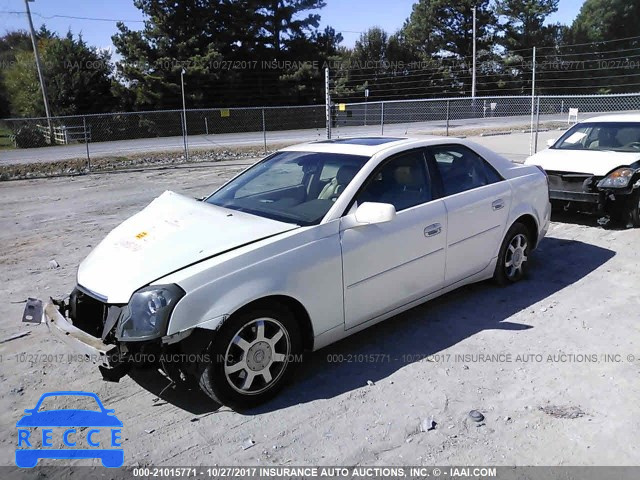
[0, 112, 582, 165]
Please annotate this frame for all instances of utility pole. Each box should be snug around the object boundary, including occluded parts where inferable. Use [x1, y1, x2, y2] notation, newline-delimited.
[24, 0, 52, 141]
[181, 68, 189, 161]
[472, 6, 477, 99]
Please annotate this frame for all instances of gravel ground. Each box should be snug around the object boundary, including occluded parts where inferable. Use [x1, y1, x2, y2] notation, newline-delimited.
[1, 157, 639, 468]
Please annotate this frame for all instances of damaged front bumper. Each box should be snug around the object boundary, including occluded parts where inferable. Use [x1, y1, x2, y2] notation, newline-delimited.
[548, 171, 638, 216]
[43, 301, 117, 368]
[33, 293, 204, 383]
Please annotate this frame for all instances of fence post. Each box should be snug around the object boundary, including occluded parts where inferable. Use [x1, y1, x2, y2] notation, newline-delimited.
[446, 100, 450, 137]
[380, 102, 385, 135]
[181, 111, 189, 162]
[262, 108, 267, 153]
[534, 96, 541, 154]
[205, 117, 209, 135]
[83, 116, 90, 171]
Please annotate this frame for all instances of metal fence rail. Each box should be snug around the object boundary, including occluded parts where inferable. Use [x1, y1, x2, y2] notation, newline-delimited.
[2, 93, 640, 167]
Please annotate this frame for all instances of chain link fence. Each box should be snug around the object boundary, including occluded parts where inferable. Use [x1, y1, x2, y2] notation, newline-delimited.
[332, 92, 640, 154]
[2, 93, 640, 167]
[0, 104, 326, 165]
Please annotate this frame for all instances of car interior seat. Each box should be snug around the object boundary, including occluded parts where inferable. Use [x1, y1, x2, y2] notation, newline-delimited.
[378, 164, 428, 210]
[318, 165, 360, 200]
[443, 154, 482, 195]
[590, 128, 619, 149]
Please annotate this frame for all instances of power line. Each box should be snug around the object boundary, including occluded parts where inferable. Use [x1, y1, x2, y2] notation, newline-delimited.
[334, 59, 640, 90]
[0, 10, 145, 23]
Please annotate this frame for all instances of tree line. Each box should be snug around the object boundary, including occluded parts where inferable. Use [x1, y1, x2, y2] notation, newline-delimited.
[1, 0, 639, 119]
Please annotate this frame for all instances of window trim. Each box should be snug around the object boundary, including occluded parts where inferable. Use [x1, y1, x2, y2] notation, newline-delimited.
[342, 147, 433, 216]
[426, 144, 504, 198]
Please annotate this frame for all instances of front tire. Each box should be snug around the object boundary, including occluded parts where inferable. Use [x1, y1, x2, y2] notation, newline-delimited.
[627, 190, 640, 227]
[493, 222, 531, 285]
[197, 304, 302, 410]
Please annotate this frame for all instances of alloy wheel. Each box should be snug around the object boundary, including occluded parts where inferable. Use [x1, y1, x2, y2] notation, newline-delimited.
[223, 317, 291, 395]
[505, 233, 528, 279]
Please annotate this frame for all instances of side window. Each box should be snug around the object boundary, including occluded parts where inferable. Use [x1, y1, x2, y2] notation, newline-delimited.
[353, 150, 431, 212]
[429, 145, 502, 196]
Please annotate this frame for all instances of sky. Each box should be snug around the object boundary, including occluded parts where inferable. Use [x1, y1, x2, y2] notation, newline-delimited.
[0, 0, 586, 54]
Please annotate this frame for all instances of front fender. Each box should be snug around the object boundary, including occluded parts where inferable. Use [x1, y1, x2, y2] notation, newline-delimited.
[163, 221, 344, 338]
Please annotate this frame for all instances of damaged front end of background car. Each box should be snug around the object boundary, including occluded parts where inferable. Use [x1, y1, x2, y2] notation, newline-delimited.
[550, 162, 640, 226]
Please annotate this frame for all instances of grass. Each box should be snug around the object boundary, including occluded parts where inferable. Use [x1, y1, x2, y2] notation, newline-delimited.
[0, 124, 14, 150]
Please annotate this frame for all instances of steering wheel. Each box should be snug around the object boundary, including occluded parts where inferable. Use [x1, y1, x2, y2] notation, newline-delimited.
[623, 141, 640, 150]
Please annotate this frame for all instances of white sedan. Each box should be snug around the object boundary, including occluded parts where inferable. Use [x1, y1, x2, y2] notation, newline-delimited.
[525, 114, 640, 226]
[41, 137, 550, 409]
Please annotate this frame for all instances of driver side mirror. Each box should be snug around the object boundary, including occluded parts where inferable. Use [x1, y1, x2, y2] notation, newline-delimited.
[354, 202, 396, 225]
[546, 138, 557, 147]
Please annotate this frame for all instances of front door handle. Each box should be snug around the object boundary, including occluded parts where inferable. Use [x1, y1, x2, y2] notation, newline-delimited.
[492, 199, 505, 211]
[424, 223, 442, 237]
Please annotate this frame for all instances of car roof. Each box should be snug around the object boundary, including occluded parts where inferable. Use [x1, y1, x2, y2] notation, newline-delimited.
[280, 136, 458, 156]
[581, 113, 640, 124]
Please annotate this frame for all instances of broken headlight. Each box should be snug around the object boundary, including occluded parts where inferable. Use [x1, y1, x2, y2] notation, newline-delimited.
[115, 284, 185, 341]
[597, 168, 635, 189]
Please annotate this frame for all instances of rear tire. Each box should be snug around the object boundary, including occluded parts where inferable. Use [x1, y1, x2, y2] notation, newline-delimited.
[197, 304, 302, 410]
[493, 222, 531, 285]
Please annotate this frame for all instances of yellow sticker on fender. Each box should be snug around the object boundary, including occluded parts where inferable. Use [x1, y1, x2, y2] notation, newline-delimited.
[135, 231, 148, 239]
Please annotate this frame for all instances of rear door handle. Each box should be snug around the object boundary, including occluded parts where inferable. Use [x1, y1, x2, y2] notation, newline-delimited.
[492, 199, 505, 211]
[424, 223, 442, 237]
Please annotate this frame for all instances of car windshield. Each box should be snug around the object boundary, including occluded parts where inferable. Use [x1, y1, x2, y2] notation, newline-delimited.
[36, 395, 101, 412]
[553, 121, 640, 152]
[206, 151, 369, 226]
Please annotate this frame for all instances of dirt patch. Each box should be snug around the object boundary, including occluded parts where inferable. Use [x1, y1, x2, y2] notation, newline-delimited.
[539, 405, 587, 419]
[416, 121, 569, 138]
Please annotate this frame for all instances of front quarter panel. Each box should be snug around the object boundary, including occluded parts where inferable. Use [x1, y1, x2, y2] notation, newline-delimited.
[162, 220, 344, 339]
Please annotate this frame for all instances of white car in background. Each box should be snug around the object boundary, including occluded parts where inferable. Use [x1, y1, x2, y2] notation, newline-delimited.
[40, 137, 550, 409]
[525, 114, 640, 226]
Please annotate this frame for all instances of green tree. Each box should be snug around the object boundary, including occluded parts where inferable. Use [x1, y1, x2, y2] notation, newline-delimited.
[278, 26, 343, 105]
[253, 0, 325, 54]
[0, 29, 51, 117]
[4, 48, 43, 117]
[112, 0, 228, 109]
[496, 0, 559, 52]
[4, 31, 115, 117]
[401, 0, 497, 95]
[45, 33, 115, 115]
[561, 0, 640, 93]
[402, 0, 496, 60]
[570, 0, 640, 47]
[113, 0, 333, 108]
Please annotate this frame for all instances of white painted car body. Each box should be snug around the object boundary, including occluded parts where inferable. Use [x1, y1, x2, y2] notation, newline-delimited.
[77, 137, 550, 351]
[525, 148, 640, 177]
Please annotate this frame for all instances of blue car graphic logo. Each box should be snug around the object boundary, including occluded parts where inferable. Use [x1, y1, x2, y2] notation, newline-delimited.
[16, 391, 123, 468]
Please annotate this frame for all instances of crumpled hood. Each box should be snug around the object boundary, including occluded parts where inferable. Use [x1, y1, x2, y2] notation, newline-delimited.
[78, 191, 297, 304]
[525, 148, 640, 176]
